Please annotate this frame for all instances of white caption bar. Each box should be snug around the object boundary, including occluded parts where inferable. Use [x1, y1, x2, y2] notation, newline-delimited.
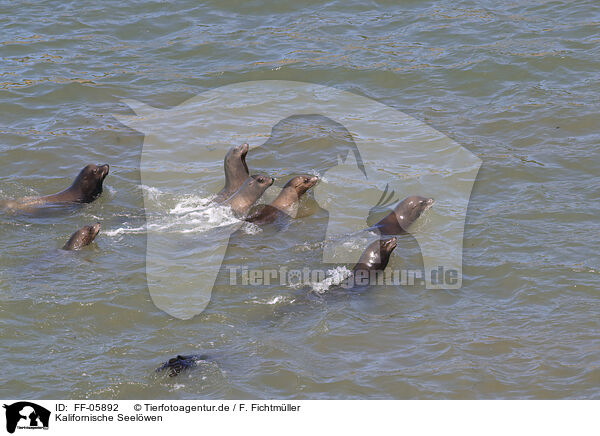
[0, 400, 596, 435]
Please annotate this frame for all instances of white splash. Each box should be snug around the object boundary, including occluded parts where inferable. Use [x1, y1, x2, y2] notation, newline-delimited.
[105, 188, 241, 237]
[252, 295, 289, 305]
[310, 266, 352, 294]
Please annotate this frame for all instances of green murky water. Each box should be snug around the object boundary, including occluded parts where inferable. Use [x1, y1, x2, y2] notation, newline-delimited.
[1, 0, 599, 399]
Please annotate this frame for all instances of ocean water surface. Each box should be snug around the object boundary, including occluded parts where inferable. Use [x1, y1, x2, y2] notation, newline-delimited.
[1, 0, 599, 399]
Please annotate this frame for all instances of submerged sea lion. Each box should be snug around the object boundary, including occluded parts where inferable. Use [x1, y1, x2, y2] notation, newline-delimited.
[224, 174, 274, 217]
[2, 164, 110, 213]
[370, 195, 434, 235]
[214, 143, 249, 203]
[62, 223, 101, 250]
[156, 354, 209, 377]
[245, 175, 319, 225]
[350, 237, 398, 287]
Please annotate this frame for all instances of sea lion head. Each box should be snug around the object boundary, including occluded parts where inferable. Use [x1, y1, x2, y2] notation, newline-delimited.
[225, 143, 249, 179]
[353, 237, 398, 281]
[371, 237, 397, 270]
[283, 174, 319, 197]
[71, 164, 110, 202]
[225, 174, 274, 217]
[62, 223, 101, 250]
[249, 174, 275, 190]
[380, 236, 397, 256]
[394, 195, 434, 225]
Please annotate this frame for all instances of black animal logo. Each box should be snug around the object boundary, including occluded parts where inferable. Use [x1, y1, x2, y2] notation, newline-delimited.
[3, 402, 50, 434]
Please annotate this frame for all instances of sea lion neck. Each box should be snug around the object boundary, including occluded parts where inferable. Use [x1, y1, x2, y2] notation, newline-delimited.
[216, 145, 250, 202]
[269, 185, 300, 214]
[223, 154, 248, 190]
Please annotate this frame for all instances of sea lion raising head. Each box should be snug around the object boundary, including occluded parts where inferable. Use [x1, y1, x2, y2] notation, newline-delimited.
[3, 164, 110, 214]
[245, 174, 319, 225]
[224, 174, 274, 217]
[62, 223, 101, 250]
[65, 164, 110, 203]
[372, 195, 434, 236]
[351, 237, 398, 287]
[215, 143, 249, 202]
[41, 163, 110, 204]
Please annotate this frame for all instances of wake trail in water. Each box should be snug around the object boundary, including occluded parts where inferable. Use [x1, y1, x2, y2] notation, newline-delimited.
[104, 187, 242, 237]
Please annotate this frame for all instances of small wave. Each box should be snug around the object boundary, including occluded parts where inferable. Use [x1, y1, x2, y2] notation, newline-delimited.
[240, 221, 262, 235]
[251, 295, 293, 305]
[103, 225, 147, 237]
[310, 266, 352, 294]
[169, 196, 214, 214]
[140, 185, 163, 202]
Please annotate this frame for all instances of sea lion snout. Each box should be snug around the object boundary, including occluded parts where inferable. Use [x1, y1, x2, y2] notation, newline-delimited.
[262, 175, 275, 187]
[307, 175, 319, 185]
[93, 164, 110, 181]
[84, 163, 109, 179]
[303, 175, 319, 192]
[238, 143, 249, 155]
[255, 175, 275, 187]
[283, 174, 319, 192]
[90, 223, 101, 237]
[383, 237, 397, 251]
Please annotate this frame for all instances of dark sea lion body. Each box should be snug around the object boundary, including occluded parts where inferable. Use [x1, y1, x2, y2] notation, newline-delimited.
[2, 164, 109, 214]
[371, 195, 434, 236]
[350, 237, 398, 287]
[313, 238, 398, 295]
[156, 354, 209, 377]
[352, 237, 398, 275]
[224, 174, 274, 217]
[245, 175, 318, 226]
[62, 223, 101, 250]
[214, 143, 249, 203]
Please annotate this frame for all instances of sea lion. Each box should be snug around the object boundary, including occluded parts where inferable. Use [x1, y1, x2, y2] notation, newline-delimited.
[2, 164, 110, 213]
[370, 195, 434, 236]
[350, 237, 398, 287]
[224, 174, 274, 217]
[156, 354, 208, 377]
[62, 223, 101, 250]
[214, 143, 249, 203]
[245, 175, 319, 225]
